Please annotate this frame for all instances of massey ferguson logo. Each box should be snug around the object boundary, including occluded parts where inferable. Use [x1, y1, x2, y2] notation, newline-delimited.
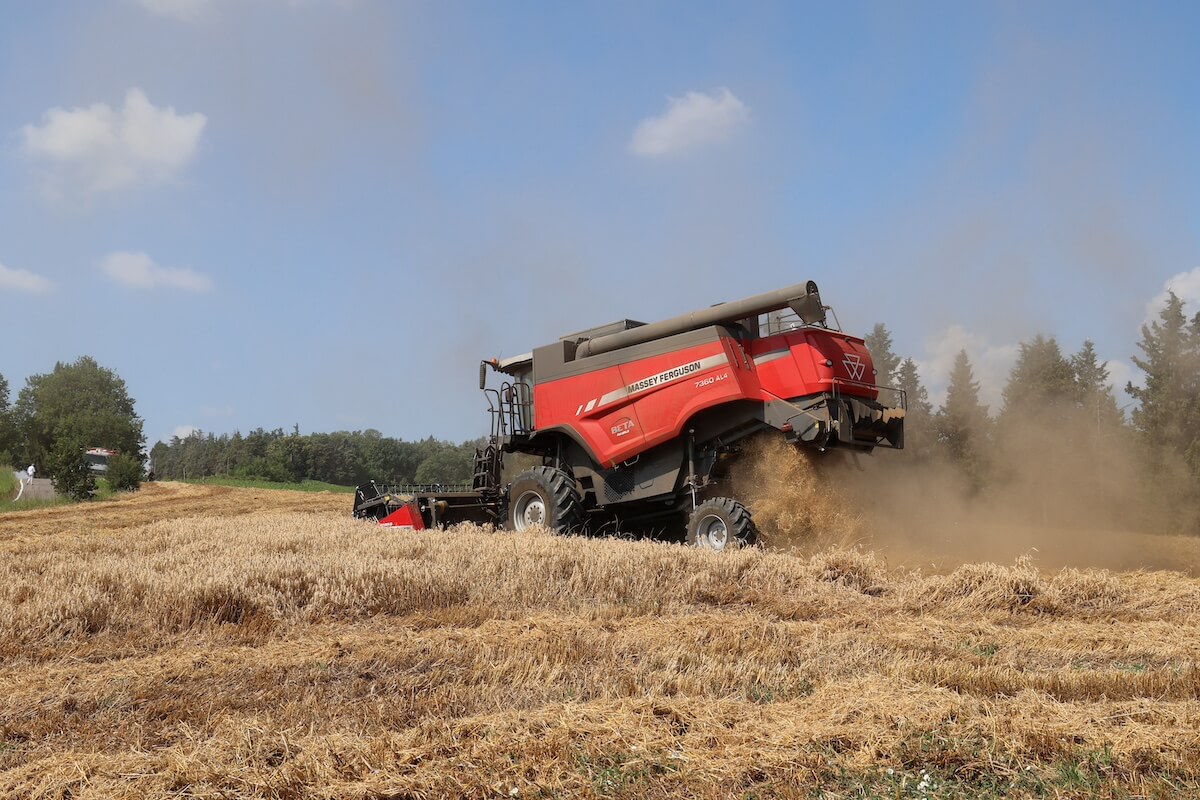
[842, 353, 866, 381]
[575, 353, 730, 416]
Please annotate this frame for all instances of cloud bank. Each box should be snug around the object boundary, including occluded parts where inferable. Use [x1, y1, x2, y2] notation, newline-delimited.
[916, 323, 1135, 413]
[630, 88, 749, 157]
[171, 425, 200, 440]
[21, 88, 207, 196]
[102, 251, 213, 291]
[918, 324, 1020, 412]
[1144, 266, 1200, 325]
[0, 261, 54, 293]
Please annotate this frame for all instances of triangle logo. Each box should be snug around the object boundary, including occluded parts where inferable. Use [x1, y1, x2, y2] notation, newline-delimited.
[842, 353, 866, 381]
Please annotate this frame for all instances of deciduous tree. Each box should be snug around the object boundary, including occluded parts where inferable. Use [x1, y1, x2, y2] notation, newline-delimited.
[414, 444, 474, 485]
[0, 372, 14, 464]
[48, 436, 95, 501]
[14, 356, 145, 472]
[106, 452, 144, 492]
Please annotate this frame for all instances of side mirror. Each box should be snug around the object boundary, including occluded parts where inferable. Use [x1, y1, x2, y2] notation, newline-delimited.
[479, 361, 488, 391]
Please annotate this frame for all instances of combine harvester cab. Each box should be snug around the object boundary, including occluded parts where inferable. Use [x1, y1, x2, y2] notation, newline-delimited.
[354, 280, 905, 548]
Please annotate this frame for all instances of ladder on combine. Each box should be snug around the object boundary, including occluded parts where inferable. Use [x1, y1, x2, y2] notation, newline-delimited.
[351, 378, 530, 528]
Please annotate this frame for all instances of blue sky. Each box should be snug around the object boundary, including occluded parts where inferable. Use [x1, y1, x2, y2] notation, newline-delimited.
[1, 0, 1198, 447]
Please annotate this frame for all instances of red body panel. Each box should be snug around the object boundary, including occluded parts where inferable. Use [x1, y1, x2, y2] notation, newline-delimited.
[378, 501, 426, 530]
[749, 330, 879, 402]
[533, 328, 878, 467]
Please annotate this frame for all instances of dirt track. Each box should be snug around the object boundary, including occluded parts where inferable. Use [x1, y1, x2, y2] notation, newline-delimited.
[0, 481, 347, 541]
[11, 476, 56, 501]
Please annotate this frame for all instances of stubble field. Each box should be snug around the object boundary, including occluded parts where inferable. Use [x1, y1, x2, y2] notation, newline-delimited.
[2, 480, 1200, 798]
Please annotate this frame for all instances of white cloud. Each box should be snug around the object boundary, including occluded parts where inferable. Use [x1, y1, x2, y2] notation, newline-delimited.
[1144, 266, 1200, 325]
[21, 88, 206, 196]
[172, 425, 200, 440]
[917, 326, 1138, 414]
[917, 324, 1020, 413]
[102, 251, 213, 291]
[0, 261, 53, 293]
[630, 88, 749, 157]
[1104, 359, 1138, 395]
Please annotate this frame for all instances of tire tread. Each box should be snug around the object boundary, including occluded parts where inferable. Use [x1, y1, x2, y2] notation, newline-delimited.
[509, 466, 583, 534]
[687, 496, 758, 549]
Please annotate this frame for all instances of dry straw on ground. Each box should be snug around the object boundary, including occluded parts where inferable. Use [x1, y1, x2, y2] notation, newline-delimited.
[1, 482, 1199, 798]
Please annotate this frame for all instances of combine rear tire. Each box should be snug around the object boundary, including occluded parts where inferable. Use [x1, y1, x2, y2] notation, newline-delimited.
[687, 498, 757, 551]
[508, 467, 582, 534]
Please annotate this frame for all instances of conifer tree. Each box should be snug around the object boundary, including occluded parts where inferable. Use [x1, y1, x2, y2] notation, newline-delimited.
[936, 349, 991, 480]
[864, 323, 901, 386]
[1071, 339, 1124, 429]
[1186, 312, 1200, 477]
[895, 357, 933, 458]
[1000, 334, 1077, 415]
[1127, 292, 1198, 454]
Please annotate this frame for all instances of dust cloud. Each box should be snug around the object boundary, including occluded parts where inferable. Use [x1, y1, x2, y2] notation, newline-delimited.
[731, 436, 865, 551]
[732, 427, 1200, 575]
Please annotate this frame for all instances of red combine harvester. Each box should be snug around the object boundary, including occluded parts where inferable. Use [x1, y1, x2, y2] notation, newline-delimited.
[353, 281, 905, 549]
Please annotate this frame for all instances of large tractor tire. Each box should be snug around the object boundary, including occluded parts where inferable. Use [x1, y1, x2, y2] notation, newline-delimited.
[508, 466, 583, 534]
[686, 497, 758, 551]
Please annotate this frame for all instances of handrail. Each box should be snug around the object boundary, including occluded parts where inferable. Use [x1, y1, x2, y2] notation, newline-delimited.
[486, 380, 533, 439]
[830, 378, 907, 410]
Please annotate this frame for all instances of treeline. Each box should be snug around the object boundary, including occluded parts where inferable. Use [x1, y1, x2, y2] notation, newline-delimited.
[5, 293, 1197, 524]
[0, 355, 486, 491]
[0, 356, 146, 498]
[149, 428, 484, 487]
[866, 291, 1200, 532]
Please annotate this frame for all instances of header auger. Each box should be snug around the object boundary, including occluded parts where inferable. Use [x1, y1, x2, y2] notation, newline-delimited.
[353, 280, 905, 549]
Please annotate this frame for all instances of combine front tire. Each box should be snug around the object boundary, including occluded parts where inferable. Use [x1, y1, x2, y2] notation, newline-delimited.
[687, 498, 758, 551]
[508, 467, 582, 534]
